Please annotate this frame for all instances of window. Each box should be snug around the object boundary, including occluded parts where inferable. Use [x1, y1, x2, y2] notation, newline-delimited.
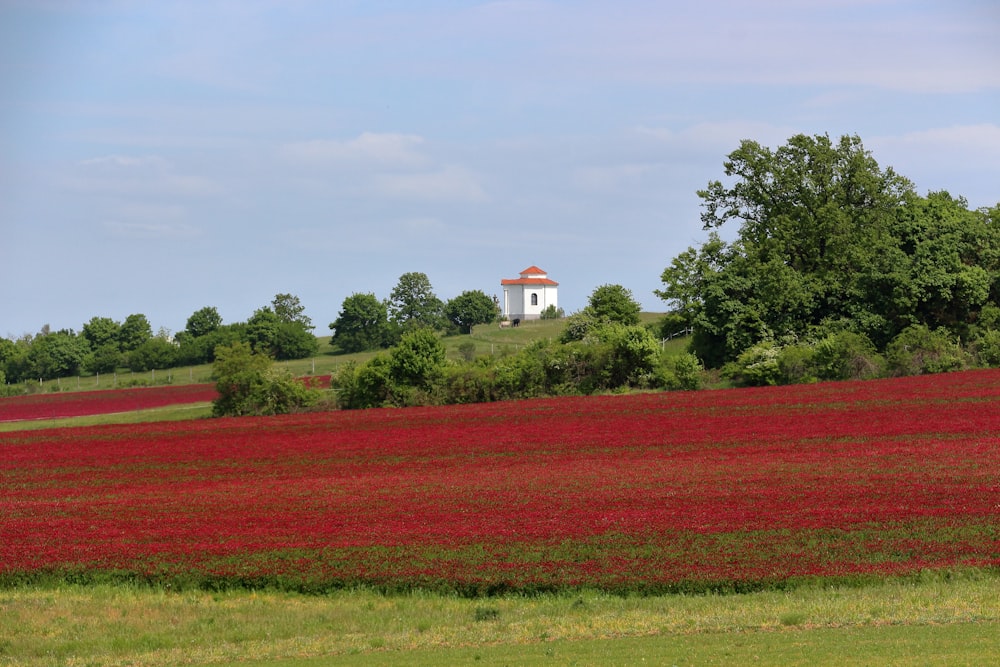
[531, 293, 538, 306]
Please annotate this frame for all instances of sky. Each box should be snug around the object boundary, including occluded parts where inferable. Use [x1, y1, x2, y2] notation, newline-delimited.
[2, 0, 998, 338]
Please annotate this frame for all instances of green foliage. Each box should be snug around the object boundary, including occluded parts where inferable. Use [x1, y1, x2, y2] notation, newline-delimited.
[657, 352, 704, 390]
[457, 340, 477, 362]
[247, 307, 317, 360]
[811, 330, 884, 381]
[539, 304, 564, 319]
[81, 316, 121, 350]
[389, 272, 445, 332]
[723, 341, 783, 387]
[333, 357, 394, 409]
[558, 311, 602, 343]
[23, 330, 88, 380]
[389, 328, 446, 390]
[586, 284, 642, 326]
[330, 292, 392, 353]
[212, 342, 320, 417]
[118, 314, 152, 353]
[185, 306, 223, 339]
[334, 329, 447, 409]
[562, 284, 645, 344]
[176, 324, 245, 365]
[885, 325, 968, 376]
[84, 343, 123, 375]
[659, 133, 1000, 367]
[271, 293, 313, 331]
[445, 290, 497, 334]
[588, 322, 661, 388]
[971, 329, 1000, 367]
[126, 337, 180, 372]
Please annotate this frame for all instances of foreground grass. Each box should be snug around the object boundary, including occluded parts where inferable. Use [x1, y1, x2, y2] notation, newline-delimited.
[3, 571, 997, 666]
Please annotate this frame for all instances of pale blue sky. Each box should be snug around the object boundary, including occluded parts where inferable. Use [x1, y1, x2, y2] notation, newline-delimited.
[2, 0, 998, 337]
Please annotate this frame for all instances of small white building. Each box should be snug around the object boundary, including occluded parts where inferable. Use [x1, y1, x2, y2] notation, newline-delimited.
[501, 266, 559, 321]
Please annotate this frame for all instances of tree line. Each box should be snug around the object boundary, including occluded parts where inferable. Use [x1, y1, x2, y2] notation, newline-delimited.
[0, 294, 318, 387]
[0, 276, 506, 388]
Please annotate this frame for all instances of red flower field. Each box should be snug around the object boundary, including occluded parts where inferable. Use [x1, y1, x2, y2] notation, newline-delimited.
[2, 370, 999, 593]
[0, 384, 218, 422]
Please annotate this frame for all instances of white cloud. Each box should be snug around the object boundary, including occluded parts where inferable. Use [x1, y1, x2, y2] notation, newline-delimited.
[880, 124, 1000, 158]
[102, 220, 202, 240]
[281, 134, 488, 202]
[281, 133, 428, 168]
[65, 154, 221, 198]
[871, 124, 1000, 205]
[373, 165, 488, 202]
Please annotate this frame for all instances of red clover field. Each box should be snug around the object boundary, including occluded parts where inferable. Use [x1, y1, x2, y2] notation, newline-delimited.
[2, 370, 999, 595]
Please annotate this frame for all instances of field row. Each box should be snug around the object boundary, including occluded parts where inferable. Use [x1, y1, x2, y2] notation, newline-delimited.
[0, 384, 218, 422]
[3, 370, 1000, 593]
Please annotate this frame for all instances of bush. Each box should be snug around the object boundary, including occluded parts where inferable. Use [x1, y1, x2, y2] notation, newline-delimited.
[589, 323, 661, 388]
[885, 325, 968, 376]
[212, 342, 321, 417]
[723, 341, 782, 387]
[656, 352, 703, 390]
[811, 331, 883, 381]
[777, 344, 817, 384]
[971, 329, 1000, 367]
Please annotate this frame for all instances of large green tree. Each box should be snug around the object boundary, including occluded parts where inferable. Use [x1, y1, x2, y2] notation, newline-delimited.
[23, 330, 88, 380]
[272, 293, 313, 331]
[247, 307, 317, 360]
[444, 290, 497, 334]
[184, 306, 223, 339]
[329, 292, 392, 353]
[659, 133, 1000, 367]
[118, 314, 153, 353]
[388, 272, 445, 332]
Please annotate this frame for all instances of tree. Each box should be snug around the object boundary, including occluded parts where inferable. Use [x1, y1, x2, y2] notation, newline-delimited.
[585, 284, 641, 325]
[119, 314, 153, 353]
[24, 330, 88, 380]
[247, 306, 317, 360]
[127, 337, 179, 372]
[246, 307, 281, 356]
[329, 292, 392, 353]
[560, 284, 642, 343]
[177, 324, 245, 365]
[185, 306, 223, 339]
[658, 133, 927, 366]
[211, 341, 320, 417]
[389, 327, 446, 390]
[81, 316, 121, 350]
[272, 293, 313, 331]
[445, 290, 497, 334]
[388, 272, 445, 332]
[80, 316, 124, 374]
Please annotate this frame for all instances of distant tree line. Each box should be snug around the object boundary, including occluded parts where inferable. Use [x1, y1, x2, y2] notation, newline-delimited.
[0, 293, 318, 386]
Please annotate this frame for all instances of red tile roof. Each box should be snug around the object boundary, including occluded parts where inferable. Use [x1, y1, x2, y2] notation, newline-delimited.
[501, 277, 559, 286]
[502, 266, 558, 286]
